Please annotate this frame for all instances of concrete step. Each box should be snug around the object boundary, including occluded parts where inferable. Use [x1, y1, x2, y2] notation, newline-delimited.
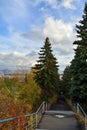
[45, 110, 75, 116]
[36, 129, 48, 130]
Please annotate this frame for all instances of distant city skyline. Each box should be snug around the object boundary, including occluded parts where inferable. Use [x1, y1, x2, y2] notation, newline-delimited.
[0, 0, 86, 73]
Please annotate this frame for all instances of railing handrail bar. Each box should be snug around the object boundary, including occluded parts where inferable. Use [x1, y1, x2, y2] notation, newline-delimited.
[36, 101, 45, 114]
[25, 101, 45, 117]
[77, 103, 87, 117]
[0, 101, 46, 123]
[0, 117, 17, 123]
[25, 112, 36, 117]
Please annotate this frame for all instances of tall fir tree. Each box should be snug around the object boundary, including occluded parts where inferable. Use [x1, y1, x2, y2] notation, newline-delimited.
[70, 3, 87, 103]
[33, 37, 59, 99]
[62, 66, 72, 98]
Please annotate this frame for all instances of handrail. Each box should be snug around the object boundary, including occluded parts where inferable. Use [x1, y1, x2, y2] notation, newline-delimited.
[0, 101, 47, 130]
[0, 117, 17, 123]
[25, 101, 46, 117]
[36, 101, 45, 114]
[77, 103, 87, 117]
[25, 101, 47, 129]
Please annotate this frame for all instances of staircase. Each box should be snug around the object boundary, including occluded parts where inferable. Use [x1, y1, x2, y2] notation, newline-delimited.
[36, 95, 81, 130]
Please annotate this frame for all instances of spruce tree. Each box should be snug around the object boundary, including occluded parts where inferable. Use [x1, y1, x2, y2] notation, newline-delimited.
[33, 37, 59, 98]
[70, 3, 87, 103]
[62, 66, 72, 98]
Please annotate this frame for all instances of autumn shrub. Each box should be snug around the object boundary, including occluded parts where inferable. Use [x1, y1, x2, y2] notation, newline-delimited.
[0, 73, 42, 129]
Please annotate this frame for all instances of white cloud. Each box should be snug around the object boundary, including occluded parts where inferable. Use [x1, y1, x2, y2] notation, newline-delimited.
[33, 0, 77, 10]
[43, 16, 76, 54]
[23, 16, 76, 55]
[0, 29, 39, 69]
[58, 54, 74, 73]
[22, 27, 44, 41]
[61, 0, 76, 10]
[0, 51, 38, 68]
[0, 29, 39, 55]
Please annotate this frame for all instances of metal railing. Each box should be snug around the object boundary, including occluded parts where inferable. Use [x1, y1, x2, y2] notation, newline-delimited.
[25, 101, 47, 129]
[0, 101, 47, 130]
[77, 103, 87, 130]
[66, 100, 87, 130]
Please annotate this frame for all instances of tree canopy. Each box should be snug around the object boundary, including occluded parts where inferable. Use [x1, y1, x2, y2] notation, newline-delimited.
[70, 3, 87, 103]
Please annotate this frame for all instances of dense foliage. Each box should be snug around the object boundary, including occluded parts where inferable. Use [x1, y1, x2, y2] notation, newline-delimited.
[61, 66, 72, 98]
[33, 37, 59, 101]
[0, 72, 42, 120]
[70, 3, 87, 103]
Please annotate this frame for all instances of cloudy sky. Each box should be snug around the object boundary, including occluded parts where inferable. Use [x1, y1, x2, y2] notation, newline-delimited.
[0, 0, 86, 73]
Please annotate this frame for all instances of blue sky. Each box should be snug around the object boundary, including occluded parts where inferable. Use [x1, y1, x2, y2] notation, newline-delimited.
[0, 0, 87, 73]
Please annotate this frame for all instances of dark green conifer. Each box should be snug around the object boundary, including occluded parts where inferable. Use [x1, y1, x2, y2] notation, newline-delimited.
[70, 3, 87, 103]
[33, 37, 59, 99]
[62, 66, 72, 98]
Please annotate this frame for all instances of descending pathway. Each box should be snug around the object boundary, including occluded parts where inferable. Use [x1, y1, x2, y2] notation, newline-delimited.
[36, 95, 81, 130]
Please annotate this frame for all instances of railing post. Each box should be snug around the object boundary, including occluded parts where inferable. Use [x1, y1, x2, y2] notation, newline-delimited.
[18, 117, 20, 129]
[77, 103, 79, 114]
[85, 116, 87, 130]
[42, 102, 45, 113]
[46, 102, 47, 111]
[36, 113, 38, 128]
